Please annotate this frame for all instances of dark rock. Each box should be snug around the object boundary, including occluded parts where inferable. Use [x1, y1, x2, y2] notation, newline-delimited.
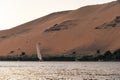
[95, 16, 120, 29]
[44, 20, 77, 32]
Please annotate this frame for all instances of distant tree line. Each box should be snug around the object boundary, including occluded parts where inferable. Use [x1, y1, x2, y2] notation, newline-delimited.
[0, 54, 39, 61]
[43, 56, 75, 61]
[78, 49, 120, 61]
[0, 49, 120, 61]
[43, 49, 120, 61]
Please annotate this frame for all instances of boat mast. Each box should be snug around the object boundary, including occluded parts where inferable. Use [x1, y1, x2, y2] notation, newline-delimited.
[36, 43, 42, 60]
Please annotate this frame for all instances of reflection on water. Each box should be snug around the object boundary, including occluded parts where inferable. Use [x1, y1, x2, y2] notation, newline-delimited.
[0, 62, 120, 80]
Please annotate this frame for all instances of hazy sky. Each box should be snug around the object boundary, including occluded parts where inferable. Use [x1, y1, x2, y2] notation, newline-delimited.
[0, 0, 115, 30]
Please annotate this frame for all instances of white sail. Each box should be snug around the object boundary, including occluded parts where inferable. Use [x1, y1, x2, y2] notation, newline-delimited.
[36, 43, 42, 60]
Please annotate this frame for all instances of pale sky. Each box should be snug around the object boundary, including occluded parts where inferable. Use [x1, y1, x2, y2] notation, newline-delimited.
[0, 0, 115, 30]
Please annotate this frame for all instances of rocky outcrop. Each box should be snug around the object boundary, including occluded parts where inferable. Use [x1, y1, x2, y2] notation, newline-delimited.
[45, 20, 77, 32]
[96, 16, 120, 29]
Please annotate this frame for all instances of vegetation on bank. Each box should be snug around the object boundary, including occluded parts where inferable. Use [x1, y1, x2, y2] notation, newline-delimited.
[0, 54, 39, 61]
[43, 56, 75, 61]
[44, 49, 120, 61]
[77, 49, 120, 61]
[0, 49, 120, 61]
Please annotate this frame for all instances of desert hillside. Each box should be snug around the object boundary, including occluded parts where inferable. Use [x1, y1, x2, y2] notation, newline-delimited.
[0, 1, 120, 59]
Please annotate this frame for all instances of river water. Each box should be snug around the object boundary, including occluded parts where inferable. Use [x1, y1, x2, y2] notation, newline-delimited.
[0, 62, 120, 80]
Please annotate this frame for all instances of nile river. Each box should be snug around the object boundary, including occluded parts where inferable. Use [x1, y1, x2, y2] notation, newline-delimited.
[0, 62, 120, 80]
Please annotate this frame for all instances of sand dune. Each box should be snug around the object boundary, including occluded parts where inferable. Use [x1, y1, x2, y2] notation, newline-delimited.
[0, 1, 120, 58]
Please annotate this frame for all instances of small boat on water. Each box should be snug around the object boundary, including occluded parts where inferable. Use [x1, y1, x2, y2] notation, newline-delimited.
[36, 43, 42, 61]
